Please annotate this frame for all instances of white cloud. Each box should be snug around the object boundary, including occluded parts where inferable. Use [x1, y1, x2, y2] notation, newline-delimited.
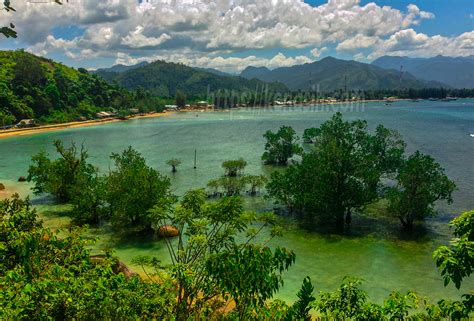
[336, 35, 379, 52]
[368, 29, 474, 60]
[311, 47, 328, 57]
[3, 0, 471, 71]
[115, 52, 312, 73]
[121, 26, 171, 48]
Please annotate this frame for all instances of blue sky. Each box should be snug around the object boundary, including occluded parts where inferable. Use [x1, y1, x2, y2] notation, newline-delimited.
[0, 0, 472, 72]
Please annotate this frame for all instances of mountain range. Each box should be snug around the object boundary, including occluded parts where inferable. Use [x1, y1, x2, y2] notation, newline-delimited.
[94, 60, 287, 97]
[371, 55, 474, 89]
[239, 57, 446, 91]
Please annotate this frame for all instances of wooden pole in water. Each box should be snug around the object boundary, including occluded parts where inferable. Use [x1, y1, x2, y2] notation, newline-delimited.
[194, 149, 197, 169]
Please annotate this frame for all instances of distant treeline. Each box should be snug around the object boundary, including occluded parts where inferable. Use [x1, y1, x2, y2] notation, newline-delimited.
[206, 87, 474, 108]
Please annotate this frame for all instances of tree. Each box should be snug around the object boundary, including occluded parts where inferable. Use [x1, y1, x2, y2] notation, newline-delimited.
[286, 276, 315, 321]
[70, 173, 107, 225]
[175, 90, 186, 108]
[388, 151, 456, 229]
[206, 244, 295, 319]
[244, 174, 267, 196]
[166, 158, 182, 173]
[27, 140, 97, 202]
[148, 190, 289, 319]
[262, 126, 302, 165]
[434, 210, 473, 289]
[222, 158, 247, 177]
[106, 147, 171, 231]
[0, 195, 175, 320]
[267, 113, 405, 229]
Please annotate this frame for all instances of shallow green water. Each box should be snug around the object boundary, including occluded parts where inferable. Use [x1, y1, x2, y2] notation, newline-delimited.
[1, 100, 473, 303]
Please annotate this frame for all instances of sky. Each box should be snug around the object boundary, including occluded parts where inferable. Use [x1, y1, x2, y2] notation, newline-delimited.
[0, 0, 473, 73]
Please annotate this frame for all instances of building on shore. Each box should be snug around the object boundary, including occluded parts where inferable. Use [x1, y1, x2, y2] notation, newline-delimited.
[16, 119, 36, 128]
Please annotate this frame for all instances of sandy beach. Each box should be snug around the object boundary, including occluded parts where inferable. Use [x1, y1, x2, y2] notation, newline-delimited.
[0, 111, 175, 140]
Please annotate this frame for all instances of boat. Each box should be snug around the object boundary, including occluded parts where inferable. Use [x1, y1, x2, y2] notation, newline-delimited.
[470, 134, 474, 138]
[441, 97, 457, 101]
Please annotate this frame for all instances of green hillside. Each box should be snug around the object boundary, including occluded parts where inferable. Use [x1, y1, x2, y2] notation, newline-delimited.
[94, 60, 288, 98]
[0, 50, 146, 126]
[241, 57, 447, 91]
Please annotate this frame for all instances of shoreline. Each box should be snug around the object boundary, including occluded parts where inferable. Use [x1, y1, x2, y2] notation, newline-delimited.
[0, 111, 175, 140]
[0, 98, 467, 139]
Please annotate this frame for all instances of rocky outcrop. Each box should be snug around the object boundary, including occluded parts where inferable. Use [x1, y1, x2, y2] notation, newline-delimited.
[89, 255, 137, 280]
[18, 176, 27, 182]
[0, 183, 5, 191]
[157, 225, 179, 238]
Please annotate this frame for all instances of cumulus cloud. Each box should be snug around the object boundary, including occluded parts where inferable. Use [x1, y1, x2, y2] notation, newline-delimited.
[368, 29, 474, 60]
[2, 0, 471, 72]
[311, 47, 328, 57]
[336, 35, 379, 52]
[121, 26, 171, 48]
[115, 51, 313, 73]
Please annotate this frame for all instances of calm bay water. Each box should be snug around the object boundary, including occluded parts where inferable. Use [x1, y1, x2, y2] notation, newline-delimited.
[0, 99, 473, 302]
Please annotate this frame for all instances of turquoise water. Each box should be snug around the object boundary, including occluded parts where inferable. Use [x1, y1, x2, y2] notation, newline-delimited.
[0, 99, 473, 302]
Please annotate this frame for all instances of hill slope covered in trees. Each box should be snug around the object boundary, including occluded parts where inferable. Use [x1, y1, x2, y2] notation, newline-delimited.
[0, 50, 146, 126]
[372, 55, 474, 89]
[240, 57, 447, 91]
[94, 60, 288, 98]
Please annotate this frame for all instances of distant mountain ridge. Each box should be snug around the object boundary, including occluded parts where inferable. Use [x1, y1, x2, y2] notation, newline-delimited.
[240, 66, 271, 79]
[95, 61, 149, 73]
[371, 55, 474, 89]
[239, 56, 446, 91]
[95, 60, 288, 97]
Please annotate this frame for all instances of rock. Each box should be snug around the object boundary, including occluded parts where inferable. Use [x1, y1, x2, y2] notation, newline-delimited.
[18, 176, 27, 182]
[90, 255, 137, 280]
[0, 183, 5, 191]
[158, 225, 179, 238]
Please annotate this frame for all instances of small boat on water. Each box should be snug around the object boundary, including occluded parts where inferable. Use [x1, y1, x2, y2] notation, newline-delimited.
[441, 97, 457, 101]
[470, 134, 474, 138]
[428, 97, 439, 101]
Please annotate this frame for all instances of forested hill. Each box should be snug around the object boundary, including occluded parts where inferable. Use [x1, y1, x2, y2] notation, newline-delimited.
[240, 56, 447, 91]
[0, 50, 141, 125]
[94, 60, 288, 98]
[372, 55, 474, 89]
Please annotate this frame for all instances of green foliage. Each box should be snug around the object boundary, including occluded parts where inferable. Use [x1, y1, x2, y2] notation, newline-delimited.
[27, 140, 97, 202]
[166, 158, 182, 172]
[244, 174, 268, 196]
[286, 276, 315, 321]
[267, 113, 405, 229]
[0, 50, 158, 125]
[70, 173, 107, 225]
[434, 210, 473, 289]
[207, 244, 295, 319]
[148, 189, 288, 319]
[175, 90, 186, 108]
[106, 147, 171, 230]
[95, 59, 288, 99]
[222, 158, 248, 177]
[262, 125, 303, 165]
[208, 159, 267, 197]
[388, 151, 456, 229]
[0, 195, 175, 320]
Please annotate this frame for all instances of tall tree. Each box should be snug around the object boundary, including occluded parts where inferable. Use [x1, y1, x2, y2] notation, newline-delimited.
[27, 140, 96, 202]
[262, 126, 302, 165]
[267, 113, 405, 229]
[106, 147, 171, 230]
[387, 151, 456, 229]
[175, 90, 186, 108]
[148, 190, 290, 319]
